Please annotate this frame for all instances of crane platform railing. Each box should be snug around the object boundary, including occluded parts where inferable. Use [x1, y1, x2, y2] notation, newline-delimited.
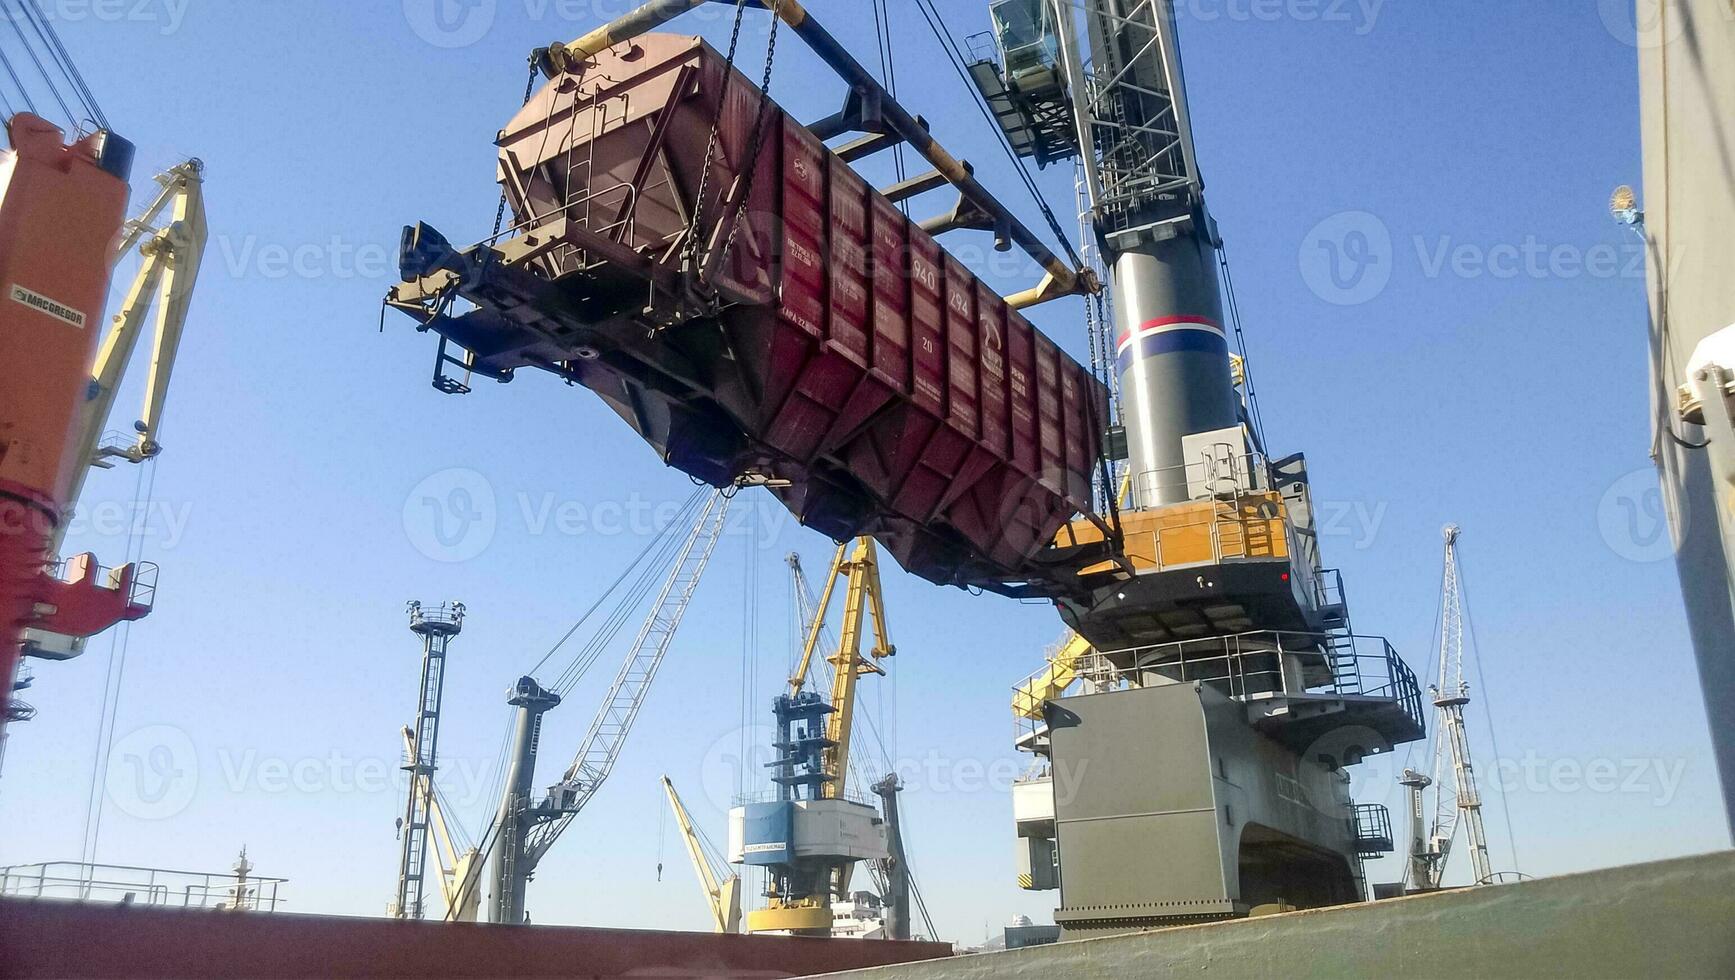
[39, 557, 159, 611]
[1013, 629, 1424, 749]
[1352, 802, 1395, 857]
[1126, 448, 1271, 509]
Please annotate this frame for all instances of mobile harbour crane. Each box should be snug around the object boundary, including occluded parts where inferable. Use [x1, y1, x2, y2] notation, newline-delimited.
[386, 0, 1425, 936]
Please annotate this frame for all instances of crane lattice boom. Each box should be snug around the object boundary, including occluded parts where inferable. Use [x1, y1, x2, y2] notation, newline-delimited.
[525, 491, 731, 863]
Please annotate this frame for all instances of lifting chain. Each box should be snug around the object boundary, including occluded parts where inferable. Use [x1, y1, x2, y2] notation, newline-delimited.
[678, 0, 752, 278]
[491, 58, 545, 242]
[709, 0, 784, 277]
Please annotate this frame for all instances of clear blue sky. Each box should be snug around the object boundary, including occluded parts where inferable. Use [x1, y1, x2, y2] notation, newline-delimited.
[2, 0, 1726, 943]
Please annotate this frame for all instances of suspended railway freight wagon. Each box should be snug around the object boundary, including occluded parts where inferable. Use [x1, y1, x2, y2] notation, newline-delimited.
[391, 34, 1113, 593]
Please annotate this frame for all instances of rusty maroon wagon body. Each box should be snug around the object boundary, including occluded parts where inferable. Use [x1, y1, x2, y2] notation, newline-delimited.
[390, 35, 1114, 592]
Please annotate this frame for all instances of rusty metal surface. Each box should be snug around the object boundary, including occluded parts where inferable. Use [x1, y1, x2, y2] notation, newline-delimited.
[0, 897, 953, 979]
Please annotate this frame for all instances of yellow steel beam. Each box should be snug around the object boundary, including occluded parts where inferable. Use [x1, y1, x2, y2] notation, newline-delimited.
[1012, 633, 1094, 720]
[662, 775, 740, 933]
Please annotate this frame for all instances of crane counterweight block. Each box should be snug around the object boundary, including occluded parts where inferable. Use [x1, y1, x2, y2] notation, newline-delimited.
[387, 34, 1118, 597]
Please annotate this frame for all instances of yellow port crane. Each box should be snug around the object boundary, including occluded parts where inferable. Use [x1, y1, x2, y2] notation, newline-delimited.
[661, 775, 741, 934]
[788, 537, 894, 793]
[735, 537, 895, 936]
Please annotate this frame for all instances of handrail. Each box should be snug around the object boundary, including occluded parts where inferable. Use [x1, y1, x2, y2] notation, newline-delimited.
[1127, 449, 1268, 507]
[1011, 629, 1425, 745]
[0, 861, 287, 911]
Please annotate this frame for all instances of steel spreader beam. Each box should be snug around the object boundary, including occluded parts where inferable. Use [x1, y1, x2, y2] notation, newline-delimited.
[542, 0, 1094, 309]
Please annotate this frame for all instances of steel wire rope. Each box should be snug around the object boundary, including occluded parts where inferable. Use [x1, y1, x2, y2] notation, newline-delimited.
[737, 504, 759, 799]
[546, 491, 702, 697]
[444, 809, 505, 920]
[1456, 544, 1522, 877]
[470, 488, 704, 839]
[470, 713, 518, 841]
[0, 36, 35, 115]
[78, 457, 157, 873]
[1216, 247, 1269, 449]
[524, 485, 704, 683]
[17, 0, 102, 127]
[0, 1, 73, 127]
[870, 0, 908, 214]
[911, 0, 1083, 270]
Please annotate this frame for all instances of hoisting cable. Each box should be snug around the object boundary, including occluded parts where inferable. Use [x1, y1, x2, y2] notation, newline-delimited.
[445, 811, 505, 920]
[16, 0, 104, 128]
[736, 502, 760, 800]
[524, 485, 705, 681]
[911, 0, 1083, 270]
[79, 456, 157, 871]
[0, 1, 74, 126]
[1217, 247, 1270, 450]
[1458, 547, 1523, 876]
[545, 488, 706, 696]
[470, 714, 518, 840]
[547, 488, 705, 694]
[655, 786, 668, 880]
[870, 0, 908, 214]
[0, 40, 32, 116]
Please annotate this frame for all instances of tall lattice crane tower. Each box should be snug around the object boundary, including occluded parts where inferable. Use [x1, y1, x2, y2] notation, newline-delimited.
[394, 600, 465, 919]
[1407, 526, 1494, 889]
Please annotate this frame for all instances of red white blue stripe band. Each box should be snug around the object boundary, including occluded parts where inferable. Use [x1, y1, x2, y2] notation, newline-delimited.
[1115, 315, 1228, 371]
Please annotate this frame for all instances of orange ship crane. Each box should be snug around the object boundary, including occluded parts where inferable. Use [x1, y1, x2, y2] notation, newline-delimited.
[0, 110, 206, 758]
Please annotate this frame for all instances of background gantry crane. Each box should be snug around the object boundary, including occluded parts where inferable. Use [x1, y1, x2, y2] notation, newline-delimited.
[730, 537, 895, 937]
